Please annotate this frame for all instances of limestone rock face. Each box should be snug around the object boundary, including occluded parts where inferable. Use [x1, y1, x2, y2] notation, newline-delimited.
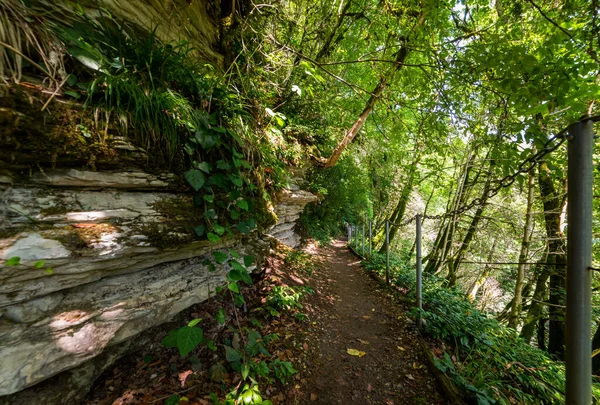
[0, 163, 271, 400]
[267, 174, 318, 247]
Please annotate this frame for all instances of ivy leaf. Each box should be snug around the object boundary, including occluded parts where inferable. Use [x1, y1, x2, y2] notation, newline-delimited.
[236, 199, 249, 211]
[197, 161, 212, 173]
[195, 128, 217, 149]
[213, 251, 228, 264]
[45, 268, 53, 275]
[228, 281, 240, 293]
[34, 260, 45, 269]
[204, 209, 217, 219]
[243, 255, 255, 267]
[227, 269, 244, 282]
[161, 329, 179, 348]
[177, 326, 204, 357]
[230, 209, 241, 220]
[216, 160, 231, 170]
[225, 345, 242, 362]
[216, 309, 226, 325]
[194, 225, 206, 237]
[230, 250, 241, 259]
[203, 195, 215, 203]
[206, 339, 217, 351]
[213, 224, 225, 235]
[184, 169, 205, 191]
[207, 233, 220, 243]
[165, 394, 180, 405]
[188, 318, 202, 327]
[5, 257, 20, 266]
[229, 174, 243, 188]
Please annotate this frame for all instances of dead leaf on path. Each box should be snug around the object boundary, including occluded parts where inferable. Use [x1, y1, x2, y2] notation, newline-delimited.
[310, 393, 318, 401]
[357, 339, 370, 345]
[347, 348, 367, 357]
[397, 346, 405, 351]
[406, 374, 415, 380]
[362, 315, 371, 319]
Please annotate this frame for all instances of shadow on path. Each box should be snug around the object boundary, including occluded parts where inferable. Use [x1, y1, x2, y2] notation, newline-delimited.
[296, 240, 446, 405]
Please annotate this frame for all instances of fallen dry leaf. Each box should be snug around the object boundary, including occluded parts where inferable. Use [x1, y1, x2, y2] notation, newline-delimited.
[347, 348, 366, 357]
[397, 346, 405, 351]
[357, 339, 370, 345]
[310, 393, 318, 401]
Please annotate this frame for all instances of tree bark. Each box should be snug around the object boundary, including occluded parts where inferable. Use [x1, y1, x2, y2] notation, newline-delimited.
[508, 170, 535, 329]
[537, 160, 566, 358]
[312, 45, 409, 168]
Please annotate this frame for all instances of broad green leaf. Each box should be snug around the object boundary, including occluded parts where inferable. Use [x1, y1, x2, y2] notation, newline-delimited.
[243, 255, 255, 267]
[194, 225, 205, 237]
[207, 233, 220, 243]
[227, 269, 243, 282]
[5, 257, 20, 266]
[230, 250, 241, 259]
[213, 251, 228, 264]
[230, 209, 241, 220]
[203, 195, 215, 203]
[161, 329, 179, 348]
[188, 318, 202, 327]
[184, 169, 205, 191]
[197, 161, 212, 173]
[204, 209, 216, 219]
[228, 281, 240, 293]
[177, 326, 203, 357]
[206, 339, 217, 351]
[224, 345, 242, 362]
[213, 224, 225, 235]
[215, 309, 226, 325]
[165, 394, 180, 405]
[236, 199, 249, 211]
[229, 174, 243, 187]
[241, 363, 250, 380]
[34, 260, 45, 269]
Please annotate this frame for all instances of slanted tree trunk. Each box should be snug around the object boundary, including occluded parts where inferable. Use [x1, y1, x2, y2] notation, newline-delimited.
[520, 256, 550, 342]
[376, 150, 421, 253]
[312, 44, 409, 168]
[508, 170, 535, 329]
[538, 161, 567, 358]
[424, 150, 476, 274]
[466, 237, 498, 300]
[446, 168, 492, 286]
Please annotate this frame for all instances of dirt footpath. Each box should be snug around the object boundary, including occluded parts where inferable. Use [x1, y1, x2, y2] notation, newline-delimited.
[294, 240, 446, 405]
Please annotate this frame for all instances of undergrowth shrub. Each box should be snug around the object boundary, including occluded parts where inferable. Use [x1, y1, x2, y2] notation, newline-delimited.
[361, 252, 600, 404]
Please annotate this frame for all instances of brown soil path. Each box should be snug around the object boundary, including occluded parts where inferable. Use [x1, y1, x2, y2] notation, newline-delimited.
[295, 240, 446, 405]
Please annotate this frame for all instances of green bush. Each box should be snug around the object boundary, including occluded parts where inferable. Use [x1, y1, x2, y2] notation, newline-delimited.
[361, 252, 600, 404]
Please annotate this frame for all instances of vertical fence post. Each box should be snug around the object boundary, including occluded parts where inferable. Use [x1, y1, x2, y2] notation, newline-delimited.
[566, 119, 594, 405]
[369, 220, 373, 258]
[362, 222, 365, 257]
[385, 220, 390, 285]
[416, 214, 423, 332]
[348, 224, 351, 243]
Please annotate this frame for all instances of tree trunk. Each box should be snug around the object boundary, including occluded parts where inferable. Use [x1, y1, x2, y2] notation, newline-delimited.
[508, 170, 535, 329]
[520, 258, 550, 342]
[538, 160, 567, 358]
[446, 166, 493, 286]
[312, 45, 409, 168]
[466, 237, 498, 301]
[377, 155, 420, 254]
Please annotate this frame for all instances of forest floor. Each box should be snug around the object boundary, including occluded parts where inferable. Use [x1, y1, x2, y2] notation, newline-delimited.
[84, 239, 447, 405]
[296, 240, 446, 405]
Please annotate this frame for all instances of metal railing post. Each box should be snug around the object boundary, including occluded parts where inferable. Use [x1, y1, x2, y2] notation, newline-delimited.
[369, 220, 373, 258]
[385, 219, 390, 285]
[362, 222, 365, 257]
[566, 119, 594, 404]
[416, 214, 423, 332]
